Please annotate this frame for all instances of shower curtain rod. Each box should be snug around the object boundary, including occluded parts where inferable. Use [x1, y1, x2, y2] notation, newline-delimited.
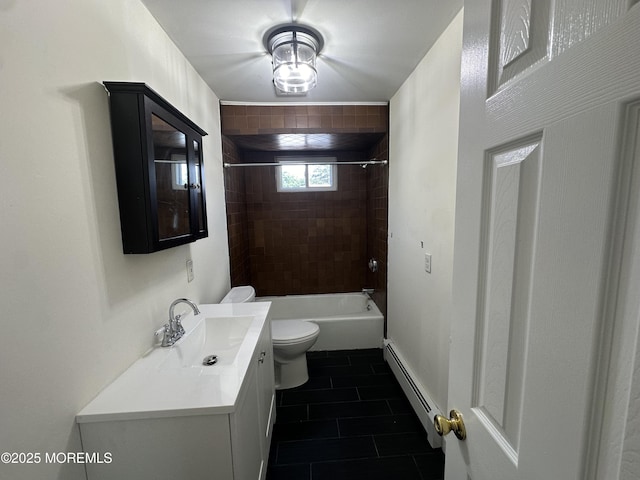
[223, 160, 388, 168]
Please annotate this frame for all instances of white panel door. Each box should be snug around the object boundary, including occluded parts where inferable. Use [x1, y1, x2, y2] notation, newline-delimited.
[446, 1, 640, 479]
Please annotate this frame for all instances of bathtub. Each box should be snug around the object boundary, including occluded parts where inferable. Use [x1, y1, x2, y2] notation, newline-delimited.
[257, 292, 384, 351]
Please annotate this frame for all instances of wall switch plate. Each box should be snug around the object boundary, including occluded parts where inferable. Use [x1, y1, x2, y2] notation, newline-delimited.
[186, 259, 194, 282]
[424, 253, 432, 274]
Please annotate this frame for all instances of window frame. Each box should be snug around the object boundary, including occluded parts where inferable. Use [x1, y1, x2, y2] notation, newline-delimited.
[275, 156, 338, 192]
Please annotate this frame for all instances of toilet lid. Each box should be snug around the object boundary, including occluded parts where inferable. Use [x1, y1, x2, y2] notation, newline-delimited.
[271, 320, 319, 343]
[220, 286, 255, 303]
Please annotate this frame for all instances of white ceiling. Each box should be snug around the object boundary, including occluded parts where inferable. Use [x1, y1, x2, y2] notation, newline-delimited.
[140, 0, 463, 103]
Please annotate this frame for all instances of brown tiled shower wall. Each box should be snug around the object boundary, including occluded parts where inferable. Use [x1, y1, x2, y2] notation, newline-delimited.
[223, 136, 251, 287]
[222, 104, 388, 311]
[244, 151, 367, 296]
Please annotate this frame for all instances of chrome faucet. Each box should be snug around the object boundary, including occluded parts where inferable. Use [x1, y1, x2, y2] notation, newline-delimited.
[156, 298, 201, 347]
[169, 298, 200, 338]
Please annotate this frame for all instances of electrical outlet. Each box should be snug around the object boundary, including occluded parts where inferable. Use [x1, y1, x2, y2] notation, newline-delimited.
[424, 253, 432, 274]
[186, 259, 194, 282]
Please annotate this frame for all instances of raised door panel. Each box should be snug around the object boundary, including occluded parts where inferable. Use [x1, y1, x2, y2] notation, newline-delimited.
[591, 100, 640, 480]
[488, 0, 550, 95]
[551, 0, 631, 56]
[488, 0, 631, 96]
[473, 137, 542, 462]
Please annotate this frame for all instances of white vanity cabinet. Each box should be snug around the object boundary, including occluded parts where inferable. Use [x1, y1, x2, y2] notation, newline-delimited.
[228, 319, 275, 480]
[76, 303, 275, 480]
[257, 319, 276, 454]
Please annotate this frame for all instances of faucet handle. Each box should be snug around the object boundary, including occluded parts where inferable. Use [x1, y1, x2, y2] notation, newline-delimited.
[155, 324, 170, 337]
[155, 324, 174, 347]
[173, 314, 185, 336]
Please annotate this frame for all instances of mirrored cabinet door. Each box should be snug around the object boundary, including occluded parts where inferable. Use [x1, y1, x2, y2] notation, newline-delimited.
[104, 82, 208, 254]
[151, 114, 191, 241]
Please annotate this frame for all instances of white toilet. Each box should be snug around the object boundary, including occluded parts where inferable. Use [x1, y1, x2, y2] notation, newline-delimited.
[221, 286, 320, 390]
[271, 319, 319, 390]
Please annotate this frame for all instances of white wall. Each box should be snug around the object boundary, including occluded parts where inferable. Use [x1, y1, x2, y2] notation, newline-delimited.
[387, 10, 463, 412]
[0, 1, 229, 479]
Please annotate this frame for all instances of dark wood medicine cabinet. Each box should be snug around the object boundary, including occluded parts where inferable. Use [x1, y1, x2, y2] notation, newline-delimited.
[104, 82, 208, 254]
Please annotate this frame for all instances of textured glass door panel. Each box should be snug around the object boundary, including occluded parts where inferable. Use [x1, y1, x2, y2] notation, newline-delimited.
[152, 114, 190, 240]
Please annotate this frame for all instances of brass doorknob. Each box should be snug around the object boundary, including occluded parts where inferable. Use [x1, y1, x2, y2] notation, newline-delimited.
[434, 409, 466, 440]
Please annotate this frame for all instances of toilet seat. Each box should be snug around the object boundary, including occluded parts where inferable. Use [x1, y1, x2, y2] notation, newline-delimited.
[272, 320, 319, 345]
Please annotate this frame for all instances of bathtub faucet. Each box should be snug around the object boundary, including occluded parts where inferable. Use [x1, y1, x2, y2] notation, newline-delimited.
[362, 288, 375, 295]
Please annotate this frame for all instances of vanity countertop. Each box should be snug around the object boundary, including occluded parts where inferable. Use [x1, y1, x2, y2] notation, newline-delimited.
[76, 301, 271, 423]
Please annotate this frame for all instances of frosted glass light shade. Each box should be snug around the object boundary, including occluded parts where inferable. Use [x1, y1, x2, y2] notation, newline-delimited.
[265, 25, 323, 94]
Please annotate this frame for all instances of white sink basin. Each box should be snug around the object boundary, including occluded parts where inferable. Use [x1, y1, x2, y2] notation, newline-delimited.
[160, 315, 254, 368]
[75, 301, 272, 423]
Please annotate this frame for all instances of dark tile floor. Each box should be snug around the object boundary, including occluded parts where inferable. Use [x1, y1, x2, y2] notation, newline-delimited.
[266, 349, 445, 480]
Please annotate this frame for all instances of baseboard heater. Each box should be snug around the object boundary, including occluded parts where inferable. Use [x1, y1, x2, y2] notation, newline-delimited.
[384, 339, 443, 449]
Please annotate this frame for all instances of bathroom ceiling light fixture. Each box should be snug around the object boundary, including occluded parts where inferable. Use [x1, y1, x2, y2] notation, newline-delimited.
[264, 24, 324, 94]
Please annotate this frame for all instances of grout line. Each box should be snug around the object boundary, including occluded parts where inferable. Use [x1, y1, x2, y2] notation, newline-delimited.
[273, 441, 279, 466]
[372, 434, 380, 458]
[385, 398, 392, 415]
[413, 454, 426, 480]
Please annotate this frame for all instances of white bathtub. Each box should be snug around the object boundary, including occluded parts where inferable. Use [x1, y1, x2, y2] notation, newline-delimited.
[256, 292, 384, 351]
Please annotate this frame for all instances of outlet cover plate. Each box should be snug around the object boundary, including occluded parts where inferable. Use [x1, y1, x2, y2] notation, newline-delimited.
[186, 259, 194, 282]
[424, 253, 432, 274]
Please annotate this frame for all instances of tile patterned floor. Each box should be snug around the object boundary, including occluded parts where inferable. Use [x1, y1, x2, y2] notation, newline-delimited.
[266, 349, 445, 480]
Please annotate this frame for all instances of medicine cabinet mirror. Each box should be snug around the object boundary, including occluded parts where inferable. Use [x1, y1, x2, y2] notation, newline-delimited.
[104, 82, 208, 253]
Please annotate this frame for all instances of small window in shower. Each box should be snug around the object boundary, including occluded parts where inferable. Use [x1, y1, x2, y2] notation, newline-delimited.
[276, 156, 338, 192]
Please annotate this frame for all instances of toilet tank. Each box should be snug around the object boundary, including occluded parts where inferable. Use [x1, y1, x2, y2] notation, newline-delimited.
[220, 286, 256, 303]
